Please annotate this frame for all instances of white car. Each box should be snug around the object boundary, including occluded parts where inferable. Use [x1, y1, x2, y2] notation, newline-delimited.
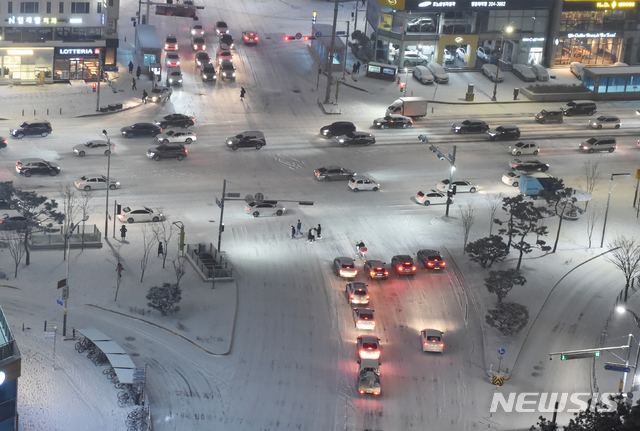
[415, 190, 451, 206]
[245, 201, 285, 218]
[157, 130, 197, 144]
[589, 115, 621, 129]
[74, 174, 120, 191]
[118, 206, 163, 223]
[421, 329, 444, 353]
[455, 47, 466, 60]
[530, 64, 549, 81]
[512, 64, 537, 82]
[166, 67, 183, 85]
[165, 52, 180, 68]
[73, 140, 114, 157]
[482, 64, 503, 82]
[353, 308, 376, 330]
[477, 46, 493, 61]
[502, 171, 521, 187]
[402, 51, 429, 67]
[346, 282, 369, 305]
[509, 141, 540, 156]
[348, 176, 380, 192]
[443, 49, 454, 64]
[435, 179, 478, 193]
[191, 24, 204, 36]
[357, 335, 381, 360]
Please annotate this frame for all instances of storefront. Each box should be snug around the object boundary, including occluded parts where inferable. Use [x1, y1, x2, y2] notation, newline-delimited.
[54, 47, 101, 81]
[0, 47, 54, 84]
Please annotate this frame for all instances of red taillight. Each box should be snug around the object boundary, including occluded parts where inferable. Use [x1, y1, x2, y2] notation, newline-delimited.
[244, 36, 248, 40]
[284, 36, 290, 41]
[184, 149, 188, 154]
[369, 271, 375, 277]
[366, 295, 370, 300]
[255, 37, 259, 41]
[359, 390, 364, 394]
[350, 294, 354, 299]
[441, 262, 446, 267]
[412, 266, 417, 271]
[384, 271, 389, 276]
[427, 262, 434, 267]
[397, 265, 402, 272]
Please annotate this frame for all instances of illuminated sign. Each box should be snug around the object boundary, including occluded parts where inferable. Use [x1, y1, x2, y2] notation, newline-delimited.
[8, 49, 34, 56]
[69, 18, 83, 24]
[522, 37, 545, 42]
[596, 1, 635, 7]
[8, 16, 59, 24]
[57, 48, 100, 56]
[455, 37, 464, 43]
[568, 32, 617, 38]
[471, 1, 506, 6]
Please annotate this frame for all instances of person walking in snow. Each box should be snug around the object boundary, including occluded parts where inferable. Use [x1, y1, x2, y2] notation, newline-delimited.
[240, 87, 246, 101]
[307, 228, 315, 243]
[132, 77, 137, 90]
[291, 226, 296, 239]
[128, 61, 134, 74]
[157, 242, 164, 257]
[316, 224, 322, 239]
[136, 66, 141, 79]
[296, 220, 302, 236]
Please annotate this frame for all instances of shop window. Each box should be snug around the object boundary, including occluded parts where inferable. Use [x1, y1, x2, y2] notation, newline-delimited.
[595, 77, 606, 93]
[97, 2, 101, 13]
[628, 76, 640, 92]
[72, 2, 91, 13]
[46, 1, 51, 13]
[20, 2, 39, 13]
[8, 2, 13, 13]
[59, 2, 64, 13]
[608, 76, 626, 92]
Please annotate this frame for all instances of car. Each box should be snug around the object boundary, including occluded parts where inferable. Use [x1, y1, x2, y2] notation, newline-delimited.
[456, 47, 467, 60]
[219, 60, 236, 80]
[352, 308, 376, 330]
[219, 33, 234, 49]
[346, 282, 369, 305]
[482, 64, 503, 82]
[120, 123, 162, 138]
[335, 132, 376, 146]
[535, 108, 563, 124]
[530, 64, 550, 81]
[579, 136, 617, 153]
[390, 255, 417, 276]
[320, 121, 356, 138]
[148, 86, 173, 103]
[372, 114, 412, 129]
[502, 171, 521, 187]
[512, 64, 537, 82]
[166, 67, 183, 86]
[363, 260, 389, 280]
[509, 159, 549, 172]
[570, 62, 585, 80]
[401, 51, 429, 67]
[509, 141, 540, 156]
[214, 21, 229, 35]
[245, 201, 285, 217]
[164, 34, 178, 51]
[118, 206, 163, 223]
[0, 137, 6, 148]
[333, 257, 358, 278]
[415, 190, 452, 206]
[195, 52, 210, 68]
[74, 174, 120, 191]
[348, 176, 380, 192]
[314, 166, 354, 181]
[443, 49, 454, 64]
[15, 158, 60, 177]
[242, 30, 259, 45]
[155, 114, 194, 129]
[421, 329, 444, 353]
[157, 130, 196, 144]
[357, 359, 381, 396]
[426, 62, 449, 83]
[417, 249, 446, 270]
[476, 46, 493, 61]
[147, 144, 188, 161]
[435, 179, 478, 193]
[201, 63, 217, 82]
[10, 121, 52, 138]
[217, 47, 233, 64]
[226, 131, 265, 150]
[589, 115, 621, 129]
[0, 214, 27, 231]
[191, 36, 206, 51]
[73, 140, 114, 157]
[165, 52, 180, 68]
[563, 100, 597, 116]
[451, 119, 490, 134]
[487, 125, 521, 141]
[407, 17, 435, 32]
[357, 335, 381, 360]
[0, 199, 17, 210]
[412, 65, 434, 84]
[190, 24, 204, 36]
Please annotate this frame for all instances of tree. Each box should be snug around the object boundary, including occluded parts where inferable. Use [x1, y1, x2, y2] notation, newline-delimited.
[77, 190, 95, 250]
[530, 398, 640, 431]
[1, 230, 26, 278]
[152, 218, 174, 269]
[585, 202, 601, 248]
[485, 269, 527, 303]
[146, 283, 182, 316]
[59, 185, 82, 261]
[110, 241, 124, 301]
[541, 178, 575, 253]
[137, 224, 158, 282]
[577, 160, 602, 210]
[457, 202, 475, 253]
[465, 235, 509, 268]
[606, 236, 640, 302]
[172, 256, 187, 287]
[486, 193, 504, 236]
[529, 416, 558, 431]
[485, 302, 529, 335]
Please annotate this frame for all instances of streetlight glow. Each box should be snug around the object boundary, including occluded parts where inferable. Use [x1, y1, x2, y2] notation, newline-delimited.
[491, 24, 514, 102]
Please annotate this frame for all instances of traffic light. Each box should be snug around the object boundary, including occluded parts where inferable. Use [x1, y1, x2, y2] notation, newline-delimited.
[452, 185, 457, 195]
[438, 152, 445, 160]
[304, 36, 316, 41]
[429, 144, 437, 152]
[400, 82, 405, 92]
[419, 134, 428, 143]
[312, 11, 317, 25]
[284, 35, 295, 41]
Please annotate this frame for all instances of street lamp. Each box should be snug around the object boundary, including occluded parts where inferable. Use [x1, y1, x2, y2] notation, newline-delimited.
[616, 306, 640, 395]
[404, 67, 408, 94]
[63, 215, 89, 337]
[601, 172, 630, 247]
[102, 130, 112, 240]
[172, 221, 185, 256]
[491, 25, 514, 102]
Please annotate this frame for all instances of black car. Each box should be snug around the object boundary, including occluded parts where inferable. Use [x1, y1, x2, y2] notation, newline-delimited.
[0, 199, 16, 210]
[219, 33, 234, 48]
[320, 121, 356, 138]
[373, 115, 413, 129]
[487, 125, 520, 141]
[335, 131, 376, 146]
[146, 144, 188, 161]
[11, 121, 52, 139]
[313, 166, 354, 181]
[201, 63, 217, 82]
[451, 119, 490, 134]
[195, 52, 210, 68]
[509, 159, 550, 172]
[225, 131, 266, 150]
[15, 158, 60, 177]
[0, 215, 27, 231]
[390, 255, 417, 276]
[155, 114, 195, 129]
[120, 123, 162, 138]
[0, 137, 6, 148]
[363, 260, 389, 280]
[416, 249, 446, 270]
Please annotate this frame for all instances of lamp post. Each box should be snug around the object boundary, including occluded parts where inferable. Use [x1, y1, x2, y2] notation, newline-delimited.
[172, 221, 185, 256]
[404, 67, 408, 95]
[63, 215, 89, 337]
[102, 130, 112, 240]
[616, 306, 640, 395]
[491, 25, 513, 102]
[601, 172, 630, 248]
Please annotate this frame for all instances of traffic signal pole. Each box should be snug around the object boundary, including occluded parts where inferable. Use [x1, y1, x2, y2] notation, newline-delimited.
[324, 0, 340, 104]
[420, 135, 456, 217]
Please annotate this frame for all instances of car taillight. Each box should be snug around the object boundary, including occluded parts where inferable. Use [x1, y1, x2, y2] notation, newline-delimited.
[350, 294, 354, 299]
[412, 266, 417, 271]
[441, 262, 446, 267]
[384, 271, 389, 276]
[439, 343, 444, 347]
[255, 37, 259, 41]
[359, 390, 365, 394]
[427, 262, 434, 267]
[423, 342, 428, 346]
[366, 295, 370, 300]
[369, 271, 375, 277]
[397, 265, 402, 272]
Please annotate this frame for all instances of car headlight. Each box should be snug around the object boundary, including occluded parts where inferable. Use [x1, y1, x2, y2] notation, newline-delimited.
[223, 72, 227, 76]
[339, 139, 345, 143]
[232, 72, 236, 77]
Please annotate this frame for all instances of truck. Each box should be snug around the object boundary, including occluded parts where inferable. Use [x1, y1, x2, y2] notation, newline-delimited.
[357, 359, 381, 396]
[385, 97, 428, 118]
[519, 172, 557, 197]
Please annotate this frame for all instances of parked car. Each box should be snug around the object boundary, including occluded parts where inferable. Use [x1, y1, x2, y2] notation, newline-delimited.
[155, 114, 194, 129]
[166, 67, 183, 86]
[451, 119, 489, 133]
[482, 64, 503, 82]
[314, 166, 354, 181]
[415, 190, 451, 206]
[412, 65, 434, 84]
[426, 62, 449, 83]
[73, 140, 114, 157]
[157, 130, 196, 144]
[118, 206, 163, 223]
[10, 121, 52, 139]
[320, 121, 355, 138]
[443, 49, 454, 64]
[476, 46, 493, 61]
[226, 131, 266, 150]
[120, 123, 162, 138]
[390, 255, 417, 276]
[372, 115, 412, 129]
[74, 174, 120, 191]
[147, 144, 188, 161]
[530, 64, 550, 81]
[509, 141, 540, 156]
[333, 257, 358, 278]
[15, 158, 60, 177]
[245, 201, 285, 217]
[363, 260, 389, 280]
[242, 30, 259, 45]
[455, 47, 467, 60]
[570, 62, 585, 80]
[512, 64, 537, 82]
[434, 179, 478, 193]
[335, 132, 376, 146]
[487, 125, 521, 141]
[588, 115, 621, 129]
[421, 329, 444, 353]
[407, 17, 435, 32]
[417, 249, 446, 270]
[402, 51, 429, 67]
[348, 175, 380, 192]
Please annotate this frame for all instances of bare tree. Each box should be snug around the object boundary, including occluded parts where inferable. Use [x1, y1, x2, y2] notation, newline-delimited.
[577, 160, 602, 210]
[138, 224, 158, 282]
[59, 185, 82, 261]
[1, 230, 26, 277]
[172, 256, 187, 287]
[606, 236, 640, 302]
[152, 218, 174, 269]
[486, 193, 504, 236]
[585, 202, 601, 248]
[457, 202, 475, 253]
[77, 190, 95, 250]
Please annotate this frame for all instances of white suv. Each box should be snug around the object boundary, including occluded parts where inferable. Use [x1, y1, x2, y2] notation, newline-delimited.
[401, 51, 428, 67]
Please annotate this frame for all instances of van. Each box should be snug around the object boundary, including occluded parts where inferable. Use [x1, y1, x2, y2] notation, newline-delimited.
[563, 100, 597, 116]
[579, 137, 617, 153]
[570, 62, 585, 80]
[535, 109, 564, 124]
[426, 62, 449, 83]
[412, 66, 434, 85]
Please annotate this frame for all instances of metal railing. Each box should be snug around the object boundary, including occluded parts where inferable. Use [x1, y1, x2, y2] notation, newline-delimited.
[0, 303, 16, 361]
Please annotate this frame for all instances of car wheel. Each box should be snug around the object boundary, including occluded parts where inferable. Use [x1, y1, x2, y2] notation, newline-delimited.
[182, 123, 190, 128]
[373, 187, 379, 191]
[542, 166, 549, 172]
[615, 124, 620, 129]
[365, 141, 371, 146]
[343, 142, 349, 147]
[381, 124, 388, 129]
[588, 111, 595, 116]
[566, 112, 572, 117]
[588, 148, 595, 154]
[16, 133, 24, 139]
[50, 170, 57, 176]
[515, 151, 521, 156]
[78, 151, 86, 157]
[608, 147, 615, 153]
[127, 218, 135, 224]
[185, 138, 192, 144]
[252, 211, 259, 218]
[424, 200, 431, 206]
[152, 217, 160, 222]
[490, 136, 496, 141]
[177, 155, 184, 161]
[276, 210, 283, 216]
[255, 143, 263, 150]
[469, 187, 477, 193]
[402, 123, 409, 129]
[41, 132, 49, 137]
[533, 150, 539, 155]
[84, 185, 92, 191]
[109, 184, 117, 190]
[421, 60, 428, 66]
[597, 124, 602, 129]
[104, 150, 111, 156]
[353, 188, 359, 192]
[460, 129, 467, 134]
[513, 181, 519, 187]
[540, 119, 546, 124]
[232, 144, 239, 150]
[154, 155, 161, 161]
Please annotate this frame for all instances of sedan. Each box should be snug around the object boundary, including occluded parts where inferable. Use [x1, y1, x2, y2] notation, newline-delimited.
[148, 86, 172, 103]
[157, 130, 196, 144]
[190, 24, 204, 36]
[214, 21, 229, 35]
[333, 256, 358, 278]
[357, 336, 381, 360]
[421, 329, 444, 353]
[415, 190, 451, 206]
[314, 166, 354, 181]
[245, 201, 285, 218]
[73, 140, 114, 157]
[509, 141, 540, 156]
[509, 159, 549, 172]
[482, 64, 503, 82]
[0, 214, 27, 231]
[363, 260, 389, 280]
[219, 34, 235, 49]
[118, 206, 163, 223]
[242, 30, 259, 45]
[346, 282, 369, 305]
[476, 46, 493, 61]
[74, 174, 120, 191]
[486, 125, 520, 141]
[502, 171, 521, 187]
[512, 64, 537, 82]
[530, 64, 550, 81]
[352, 308, 376, 330]
[120, 123, 162, 138]
[335, 132, 376, 146]
[166, 67, 183, 86]
[435, 179, 478, 193]
[456, 47, 466, 60]
[165, 52, 180, 68]
[348, 176, 380, 192]
[155, 114, 194, 129]
[451, 119, 489, 134]
[417, 249, 446, 270]
[391, 255, 417, 276]
[191, 36, 206, 51]
[372, 115, 412, 129]
[195, 52, 210, 68]
[443, 49, 454, 64]
[589, 115, 621, 129]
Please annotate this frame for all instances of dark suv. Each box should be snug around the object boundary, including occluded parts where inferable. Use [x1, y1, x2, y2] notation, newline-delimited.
[15, 158, 60, 177]
[487, 125, 521, 141]
[535, 109, 564, 124]
[226, 131, 266, 150]
[121, 123, 162, 138]
[155, 114, 194, 129]
[201, 63, 217, 82]
[562, 100, 597, 116]
[320, 121, 356, 138]
[390, 255, 417, 277]
[11, 121, 52, 139]
[147, 144, 188, 161]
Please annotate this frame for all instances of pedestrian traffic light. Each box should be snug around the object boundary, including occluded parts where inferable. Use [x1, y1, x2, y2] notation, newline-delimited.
[452, 185, 457, 195]
[92, 83, 97, 92]
[116, 204, 121, 214]
[400, 82, 405, 92]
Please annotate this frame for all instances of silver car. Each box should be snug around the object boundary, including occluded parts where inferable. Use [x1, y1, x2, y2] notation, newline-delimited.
[157, 130, 197, 144]
[589, 115, 621, 129]
[74, 174, 120, 191]
[245, 201, 285, 217]
[73, 140, 114, 157]
[508, 141, 540, 156]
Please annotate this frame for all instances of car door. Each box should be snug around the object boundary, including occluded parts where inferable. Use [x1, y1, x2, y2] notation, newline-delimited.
[96, 177, 108, 189]
[132, 210, 149, 221]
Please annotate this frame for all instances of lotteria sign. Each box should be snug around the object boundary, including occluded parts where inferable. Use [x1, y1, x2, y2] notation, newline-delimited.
[56, 47, 100, 56]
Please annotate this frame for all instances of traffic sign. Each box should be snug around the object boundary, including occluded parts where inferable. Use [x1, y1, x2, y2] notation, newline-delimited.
[604, 363, 631, 373]
[315, 31, 322, 38]
[57, 299, 63, 306]
[295, 33, 302, 40]
[336, 31, 346, 36]
[57, 278, 67, 289]
[215, 197, 222, 208]
[498, 348, 505, 355]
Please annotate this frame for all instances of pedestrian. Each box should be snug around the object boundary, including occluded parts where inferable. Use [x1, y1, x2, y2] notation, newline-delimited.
[362, 0, 365, 6]
[316, 224, 322, 239]
[240, 87, 246, 101]
[356, 61, 361, 73]
[291, 226, 296, 239]
[158, 242, 164, 257]
[142, 89, 148, 103]
[307, 228, 315, 243]
[352, 63, 357, 74]
[116, 262, 125, 277]
[296, 219, 302, 236]
[128, 61, 134, 74]
[120, 225, 127, 240]
[132, 77, 137, 90]
[136, 66, 141, 79]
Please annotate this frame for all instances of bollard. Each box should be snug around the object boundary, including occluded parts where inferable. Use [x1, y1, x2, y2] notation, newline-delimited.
[47, 109, 49, 115]
[60, 108, 62, 114]
[431, 107, 434, 114]
[34, 110, 36, 115]
[22, 109, 24, 116]
[513, 88, 519, 101]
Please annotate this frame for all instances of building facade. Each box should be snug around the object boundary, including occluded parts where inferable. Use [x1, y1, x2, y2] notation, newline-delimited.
[0, 303, 21, 431]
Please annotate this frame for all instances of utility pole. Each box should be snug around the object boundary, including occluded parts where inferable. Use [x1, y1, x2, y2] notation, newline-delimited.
[324, 0, 340, 104]
[95, 55, 102, 112]
[102, 130, 112, 239]
[217, 180, 227, 252]
[420, 135, 457, 217]
[342, 20, 350, 81]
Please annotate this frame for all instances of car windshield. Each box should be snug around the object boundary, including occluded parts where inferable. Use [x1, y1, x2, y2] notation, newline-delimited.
[362, 342, 377, 349]
[19, 122, 27, 127]
[586, 138, 598, 144]
[428, 336, 441, 342]
[217, 21, 227, 27]
[166, 37, 177, 43]
[596, 116, 606, 121]
[342, 263, 354, 269]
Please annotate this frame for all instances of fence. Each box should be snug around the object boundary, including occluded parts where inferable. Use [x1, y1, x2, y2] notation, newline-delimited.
[185, 243, 233, 282]
[30, 224, 102, 249]
[0, 303, 17, 361]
